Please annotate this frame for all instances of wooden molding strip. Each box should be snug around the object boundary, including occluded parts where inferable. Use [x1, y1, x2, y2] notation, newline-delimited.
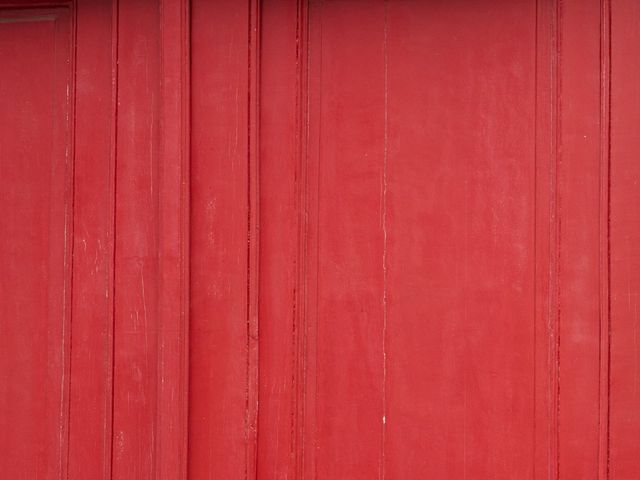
[155, 0, 190, 478]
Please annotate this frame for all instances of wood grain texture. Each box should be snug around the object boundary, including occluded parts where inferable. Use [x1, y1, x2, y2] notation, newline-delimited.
[609, 0, 640, 477]
[112, 0, 161, 476]
[307, 3, 387, 477]
[189, 1, 253, 478]
[156, 0, 190, 479]
[385, 3, 537, 477]
[257, 0, 301, 477]
[534, 1, 560, 478]
[2, 1, 639, 478]
[0, 7, 73, 478]
[556, 1, 608, 477]
[247, 2, 261, 477]
[293, 1, 542, 478]
[255, 1, 624, 479]
[67, 1, 117, 478]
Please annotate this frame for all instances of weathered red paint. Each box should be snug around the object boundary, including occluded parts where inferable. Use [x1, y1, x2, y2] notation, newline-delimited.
[0, 8, 73, 478]
[1, 1, 639, 479]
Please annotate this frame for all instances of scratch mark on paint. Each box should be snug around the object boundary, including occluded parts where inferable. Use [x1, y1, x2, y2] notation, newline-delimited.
[148, 82, 155, 197]
[140, 264, 149, 358]
[380, 3, 389, 480]
[463, 372, 468, 480]
[635, 299, 639, 398]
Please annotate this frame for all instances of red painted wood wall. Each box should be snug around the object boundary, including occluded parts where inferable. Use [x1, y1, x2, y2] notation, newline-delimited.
[1, 0, 639, 478]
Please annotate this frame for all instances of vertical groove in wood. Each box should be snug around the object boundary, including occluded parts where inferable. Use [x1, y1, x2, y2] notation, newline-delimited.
[533, 1, 560, 478]
[247, 0, 261, 478]
[107, 2, 118, 478]
[598, 0, 612, 477]
[535, 1, 555, 478]
[293, 1, 309, 478]
[61, 6, 75, 479]
[551, 0, 561, 476]
[534, 0, 561, 478]
[299, 2, 322, 478]
[155, 0, 190, 478]
[180, 1, 190, 476]
[546, 0, 561, 477]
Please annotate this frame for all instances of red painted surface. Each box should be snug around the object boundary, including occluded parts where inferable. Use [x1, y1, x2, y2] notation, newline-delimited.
[1, 1, 639, 479]
[0, 8, 73, 478]
[610, 0, 640, 477]
[190, 1, 252, 478]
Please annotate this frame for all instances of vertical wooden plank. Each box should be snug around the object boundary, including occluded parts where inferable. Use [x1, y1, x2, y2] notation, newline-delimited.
[257, 0, 301, 477]
[0, 7, 73, 479]
[112, 0, 161, 478]
[384, 1, 537, 478]
[304, 2, 387, 478]
[557, 0, 604, 477]
[68, 0, 117, 478]
[156, 0, 190, 479]
[609, 0, 640, 477]
[189, 1, 252, 478]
